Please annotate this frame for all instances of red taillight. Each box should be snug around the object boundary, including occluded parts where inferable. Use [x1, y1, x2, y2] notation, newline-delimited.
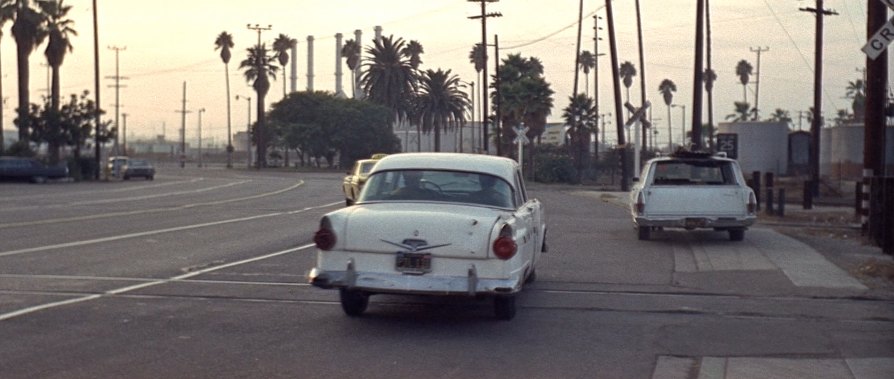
[635, 192, 645, 215]
[747, 192, 757, 214]
[492, 225, 517, 260]
[314, 217, 336, 250]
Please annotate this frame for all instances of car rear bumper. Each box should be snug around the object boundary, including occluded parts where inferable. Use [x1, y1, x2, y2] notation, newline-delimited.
[634, 215, 755, 229]
[308, 259, 522, 296]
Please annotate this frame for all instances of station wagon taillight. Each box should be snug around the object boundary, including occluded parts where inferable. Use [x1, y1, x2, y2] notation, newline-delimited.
[635, 192, 645, 215]
[313, 217, 336, 251]
[492, 225, 517, 260]
[747, 192, 757, 215]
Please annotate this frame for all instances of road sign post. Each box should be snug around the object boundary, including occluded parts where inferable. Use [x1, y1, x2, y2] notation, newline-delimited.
[513, 124, 530, 175]
[624, 101, 651, 179]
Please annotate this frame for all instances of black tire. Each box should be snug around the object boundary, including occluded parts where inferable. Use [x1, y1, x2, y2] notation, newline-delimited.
[729, 229, 745, 241]
[148, 175, 154, 181]
[525, 267, 537, 284]
[31, 176, 47, 184]
[637, 226, 651, 241]
[494, 295, 516, 320]
[339, 289, 369, 317]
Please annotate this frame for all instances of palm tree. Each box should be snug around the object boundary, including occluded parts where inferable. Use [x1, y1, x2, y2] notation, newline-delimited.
[845, 79, 865, 120]
[769, 108, 792, 124]
[239, 43, 279, 168]
[561, 94, 596, 180]
[361, 35, 417, 131]
[0, 0, 17, 154]
[402, 40, 423, 70]
[272, 33, 295, 98]
[341, 38, 361, 98]
[619, 61, 636, 106]
[578, 50, 595, 96]
[658, 79, 676, 151]
[11, 0, 47, 143]
[726, 101, 751, 122]
[40, 0, 75, 164]
[496, 54, 554, 155]
[214, 31, 234, 168]
[414, 68, 469, 152]
[735, 59, 753, 103]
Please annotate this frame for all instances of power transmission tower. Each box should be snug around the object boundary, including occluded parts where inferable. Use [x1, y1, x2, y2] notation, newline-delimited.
[750, 46, 769, 120]
[800, 1, 837, 196]
[468, 0, 501, 154]
[106, 45, 128, 155]
[175, 82, 191, 168]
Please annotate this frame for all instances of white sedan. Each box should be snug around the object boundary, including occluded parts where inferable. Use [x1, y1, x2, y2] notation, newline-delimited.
[308, 153, 547, 320]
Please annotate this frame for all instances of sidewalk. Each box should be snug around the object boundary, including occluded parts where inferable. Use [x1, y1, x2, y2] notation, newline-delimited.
[654, 356, 894, 379]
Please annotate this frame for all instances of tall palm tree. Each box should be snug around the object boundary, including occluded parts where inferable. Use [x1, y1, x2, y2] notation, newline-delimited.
[239, 43, 279, 168]
[496, 54, 554, 156]
[214, 31, 234, 168]
[40, 0, 75, 164]
[703, 68, 717, 149]
[619, 61, 636, 106]
[402, 40, 423, 70]
[658, 79, 676, 151]
[272, 33, 295, 98]
[845, 79, 865, 120]
[0, 0, 16, 153]
[735, 59, 753, 103]
[578, 50, 595, 96]
[361, 35, 417, 131]
[561, 93, 597, 181]
[11, 0, 46, 143]
[341, 38, 361, 98]
[414, 68, 469, 152]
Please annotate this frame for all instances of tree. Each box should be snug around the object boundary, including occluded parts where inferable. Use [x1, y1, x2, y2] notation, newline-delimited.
[494, 54, 554, 156]
[726, 101, 751, 122]
[619, 61, 636, 105]
[768, 108, 792, 125]
[11, 0, 47, 143]
[845, 79, 865, 121]
[341, 38, 361, 98]
[361, 35, 417, 131]
[40, 0, 75, 164]
[272, 33, 295, 98]
[658, 79, 677, 150]
[735, 59, 753, 103]
[239, 43, 279, 168]
[402, 39, 424, 70]
[578, 50, 595, 96]
[0, 0, 16, 153]
[214, 31, 235, 168]
[561, 93, 596, 181]
[414, 68, 469, 152]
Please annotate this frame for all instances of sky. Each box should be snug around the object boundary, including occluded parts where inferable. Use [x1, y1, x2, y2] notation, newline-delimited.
[0, 0, 881, 147]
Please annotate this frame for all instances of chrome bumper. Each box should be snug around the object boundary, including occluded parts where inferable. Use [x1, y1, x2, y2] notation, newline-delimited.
[634, 216, 755, 229]
[308, 259, 521, 296]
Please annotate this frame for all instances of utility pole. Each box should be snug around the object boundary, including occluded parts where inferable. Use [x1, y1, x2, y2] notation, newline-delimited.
[92, 0, 101, 180]
[106, 46, 127, 155]
[705, 0, 715, 150]
[594, 14, 605, 158]
[121, 113, 127, 155]
[247, 23, 272, 47]
[468, 0, 501, 154]
[863, 0, 889, 246]
[750, 46, 769, 120]
[494, 34, 502, 156]
[691, 0, 705, 150]
[800, 1, 837, 196]
[176, 82, 191, 168]
[197, 108, 205, 168]
[605, 0, 629, 191]
[635, 0, 649, 149]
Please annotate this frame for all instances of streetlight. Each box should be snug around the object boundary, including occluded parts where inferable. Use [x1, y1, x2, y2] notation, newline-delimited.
[197, 108, 205, 167]
[236, 95, 251, 168]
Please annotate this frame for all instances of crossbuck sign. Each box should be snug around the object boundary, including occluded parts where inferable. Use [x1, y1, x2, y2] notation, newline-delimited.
[862, 0, 894, 60]
[513, 125, 529, 175]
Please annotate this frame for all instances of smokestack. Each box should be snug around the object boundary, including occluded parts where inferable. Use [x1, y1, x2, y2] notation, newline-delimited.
[354, 29, 364, 99]
[374, 25, 382, 44]
[335, 33, 346, 98]
[306, 36, 314, 91]
[290, 42, 298, 93]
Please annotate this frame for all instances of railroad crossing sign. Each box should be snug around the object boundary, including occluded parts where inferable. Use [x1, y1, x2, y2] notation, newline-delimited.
[862, 0, 894, 60]
[513, 125, 529, 174]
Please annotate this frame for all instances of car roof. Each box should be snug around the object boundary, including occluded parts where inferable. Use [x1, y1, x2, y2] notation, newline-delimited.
[371, 153, 519, 183]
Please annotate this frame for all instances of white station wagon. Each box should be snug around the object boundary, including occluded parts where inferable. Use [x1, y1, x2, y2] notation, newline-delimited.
[309, 153, 547, 320]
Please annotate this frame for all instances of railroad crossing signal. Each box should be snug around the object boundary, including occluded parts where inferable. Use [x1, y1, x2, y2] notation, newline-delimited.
[513, 126, 529, 145]
[862, 0, 894, 60]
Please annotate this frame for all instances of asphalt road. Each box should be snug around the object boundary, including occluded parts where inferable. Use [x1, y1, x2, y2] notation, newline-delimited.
[0, 166, 892, 379]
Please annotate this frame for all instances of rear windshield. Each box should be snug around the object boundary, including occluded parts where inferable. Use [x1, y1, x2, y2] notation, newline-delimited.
[651, 160, 737, 185]
[359, 169, 514, 208]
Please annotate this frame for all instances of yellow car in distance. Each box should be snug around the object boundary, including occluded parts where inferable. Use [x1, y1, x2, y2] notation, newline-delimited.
[342, 158, 381, 206]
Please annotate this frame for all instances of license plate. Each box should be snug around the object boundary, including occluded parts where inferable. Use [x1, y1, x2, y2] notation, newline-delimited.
[685, 218, 707, 228]
[395, 252, 431, 274]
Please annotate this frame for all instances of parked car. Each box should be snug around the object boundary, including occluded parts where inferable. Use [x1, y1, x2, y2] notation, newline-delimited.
[106, 156, 129, 177]
[342, 156, 383, 206]
[309, 152, 547, 320]
[0, 156, 69, 183]
[629, 150, 757, 241]
[121, 159, 155, 180]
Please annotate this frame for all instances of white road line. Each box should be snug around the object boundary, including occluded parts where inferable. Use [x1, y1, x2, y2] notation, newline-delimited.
[0, 201, 340, 258]
[0, 243, 316, 321]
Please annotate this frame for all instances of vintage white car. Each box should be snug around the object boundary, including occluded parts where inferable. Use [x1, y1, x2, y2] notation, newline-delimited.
[309, 153, 547, 320]
[630, 150, 757, 241]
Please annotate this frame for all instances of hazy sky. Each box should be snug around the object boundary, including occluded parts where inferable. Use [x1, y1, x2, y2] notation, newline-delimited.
[0, 0, 878, 146]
